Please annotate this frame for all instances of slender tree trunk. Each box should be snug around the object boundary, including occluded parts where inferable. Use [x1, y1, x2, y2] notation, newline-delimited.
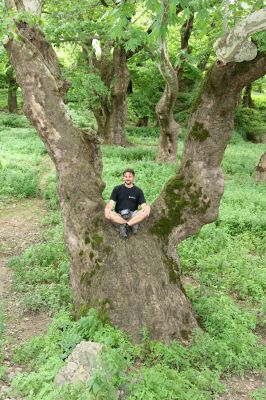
[242, 84, 254, 107]
[156, 80, 180, 162]
[155, 4, 180, 163]
[5, 3, 266, 343]
[156, 4, 194, 163]
[6, 64, 18, 113]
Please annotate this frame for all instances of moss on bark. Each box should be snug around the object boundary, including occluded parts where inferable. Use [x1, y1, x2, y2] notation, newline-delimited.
[188, 122, 209, 141]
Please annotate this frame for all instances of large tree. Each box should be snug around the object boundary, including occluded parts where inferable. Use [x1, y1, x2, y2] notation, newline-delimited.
[3, 0, 266, 342]
[43, 0, 133, 146]
[82, 39, 130, 146]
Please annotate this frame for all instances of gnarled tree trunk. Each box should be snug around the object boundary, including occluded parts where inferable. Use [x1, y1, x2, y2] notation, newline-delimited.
[4, 1, 266, 343]
[4, 21, 197, 343]
[85, 43, 130, 146]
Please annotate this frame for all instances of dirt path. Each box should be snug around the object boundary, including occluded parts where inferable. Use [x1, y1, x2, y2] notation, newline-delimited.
[0, 198, 52, 400]
[218, 372, 265, 400]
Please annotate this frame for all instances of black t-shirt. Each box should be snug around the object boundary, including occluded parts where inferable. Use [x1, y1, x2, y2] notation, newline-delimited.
[110, 184, 146, 212]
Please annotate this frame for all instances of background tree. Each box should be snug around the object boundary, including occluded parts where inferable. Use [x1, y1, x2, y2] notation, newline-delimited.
[42, 0, 133, 145]
[3, 0, 266, 343]
[154, 0, 180, 163]
[5, 62, 18, 113]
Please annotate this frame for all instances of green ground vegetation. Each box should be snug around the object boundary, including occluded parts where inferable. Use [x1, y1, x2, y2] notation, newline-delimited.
[0, 110, 265, 399]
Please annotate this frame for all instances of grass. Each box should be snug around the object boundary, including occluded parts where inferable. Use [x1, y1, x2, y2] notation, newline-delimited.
[0, 112, 48, 200]
[0, 110, 265, 399]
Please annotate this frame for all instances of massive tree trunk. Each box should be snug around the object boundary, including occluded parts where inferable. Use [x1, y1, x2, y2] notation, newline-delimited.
[6, 63, 18, 113]
[4, 2, 266, 343]
[4, 18, 197, 343]
[85, 43, 129, 146]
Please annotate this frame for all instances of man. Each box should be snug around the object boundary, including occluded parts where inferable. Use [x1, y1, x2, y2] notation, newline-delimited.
[104, 168, 150, 238]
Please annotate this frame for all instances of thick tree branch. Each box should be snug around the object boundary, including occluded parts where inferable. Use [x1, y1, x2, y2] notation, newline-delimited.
[232, 52, 266, 90]
[150, 52, 266, 263]
[214, 8, 266, 64]
[5, 0, 42, 15]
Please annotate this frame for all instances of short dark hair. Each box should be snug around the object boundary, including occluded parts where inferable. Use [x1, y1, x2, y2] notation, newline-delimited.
[123, 168, 135, 176]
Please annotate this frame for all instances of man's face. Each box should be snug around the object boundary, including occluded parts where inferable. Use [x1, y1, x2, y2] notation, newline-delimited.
[123, 172, 134, 186]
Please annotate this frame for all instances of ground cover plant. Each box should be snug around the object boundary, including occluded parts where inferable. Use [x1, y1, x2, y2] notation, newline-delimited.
[0, 112, 47, 200]
[1, 110, 265, 398]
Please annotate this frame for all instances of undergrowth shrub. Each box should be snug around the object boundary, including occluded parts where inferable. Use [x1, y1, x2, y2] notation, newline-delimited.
[0, 113, 30, 128]
[126, 127, 160, 138]
[7, 225, 71, 313]
[0, 163, 39, 198]
[235, 107, 266, 141]
[0, 126, 46, 156]
[43, 171, 59, 209]
[102, 145, 156, 162]
[66, 106, 96, 130]
[12, 302, 265, 400]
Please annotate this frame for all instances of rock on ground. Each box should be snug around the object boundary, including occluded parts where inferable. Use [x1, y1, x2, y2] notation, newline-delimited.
[54, 341, 102, 386]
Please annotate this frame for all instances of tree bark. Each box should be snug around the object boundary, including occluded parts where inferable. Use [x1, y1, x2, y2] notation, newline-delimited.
[4, 3, 266, 343]
[6, 63, 19, 113]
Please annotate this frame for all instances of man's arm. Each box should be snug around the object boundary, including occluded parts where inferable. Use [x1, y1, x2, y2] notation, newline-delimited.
[104, 200, 116, 219]
[140, 203, 151, 217]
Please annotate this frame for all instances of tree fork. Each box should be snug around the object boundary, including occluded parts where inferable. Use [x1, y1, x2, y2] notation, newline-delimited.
[4, 3, 266, 343]
[4, 15, 199, 343]
[86, 42, 130, 146]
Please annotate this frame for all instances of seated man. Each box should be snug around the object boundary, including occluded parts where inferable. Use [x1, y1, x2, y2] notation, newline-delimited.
[104, 168, 150, 238]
